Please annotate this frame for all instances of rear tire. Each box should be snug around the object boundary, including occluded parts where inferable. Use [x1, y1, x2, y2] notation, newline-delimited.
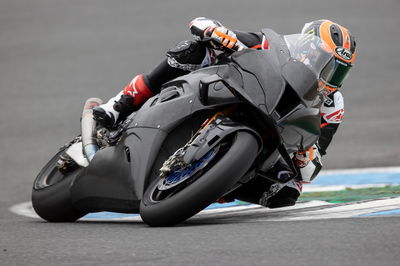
[140, 131, 259, 226]
[32, 149, 86, 222]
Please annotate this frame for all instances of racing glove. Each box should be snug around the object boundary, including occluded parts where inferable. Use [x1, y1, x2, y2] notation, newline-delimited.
[206, 26, 244, 51]
[294, 145, 317, 168]
[189, 17, 245, 51]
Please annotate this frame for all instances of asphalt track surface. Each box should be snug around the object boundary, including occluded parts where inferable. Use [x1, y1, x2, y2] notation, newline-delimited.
[1, 0, 400, 265]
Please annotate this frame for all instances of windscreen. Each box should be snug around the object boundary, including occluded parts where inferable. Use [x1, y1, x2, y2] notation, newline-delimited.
[284, 34, 335, 90]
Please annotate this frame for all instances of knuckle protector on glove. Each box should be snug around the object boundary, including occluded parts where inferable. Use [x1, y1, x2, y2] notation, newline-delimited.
[211, 27, 238, 49]
[189, 17, 222, 40]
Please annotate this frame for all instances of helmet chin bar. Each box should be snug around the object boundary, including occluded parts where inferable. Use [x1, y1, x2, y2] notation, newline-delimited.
[320, 81, 338, 96]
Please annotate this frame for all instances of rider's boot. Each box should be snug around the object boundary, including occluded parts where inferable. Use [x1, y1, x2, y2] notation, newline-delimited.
[257, 160, 302, 208]
[93, 74, 153, 128]
[266, 179, 302, 208]
[216, 165, 301, 208]
[93, 91, 124, 128]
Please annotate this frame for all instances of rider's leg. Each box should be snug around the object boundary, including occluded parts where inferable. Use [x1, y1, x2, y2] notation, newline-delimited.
[92, 73, 154, 128]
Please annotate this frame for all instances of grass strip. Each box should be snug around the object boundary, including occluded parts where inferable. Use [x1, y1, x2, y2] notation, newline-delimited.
[299, 185, 400, 203]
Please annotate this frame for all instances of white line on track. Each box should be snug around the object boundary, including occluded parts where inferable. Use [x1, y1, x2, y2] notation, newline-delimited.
[9, 197, 400, 223]
[250, 197, 400, 221]
[9, 201, 40, 219]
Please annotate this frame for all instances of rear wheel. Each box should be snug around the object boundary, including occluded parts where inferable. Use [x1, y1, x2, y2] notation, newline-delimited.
[32, 148, 86, 222]
[140, 131, 259, 226]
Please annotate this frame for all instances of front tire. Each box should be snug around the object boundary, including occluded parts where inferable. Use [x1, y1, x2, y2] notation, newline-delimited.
[32, 149, 86, 222]
[140, 131, 259, 226]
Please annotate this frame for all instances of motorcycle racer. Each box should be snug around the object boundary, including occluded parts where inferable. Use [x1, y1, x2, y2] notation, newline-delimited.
[93, 17, 356, 208]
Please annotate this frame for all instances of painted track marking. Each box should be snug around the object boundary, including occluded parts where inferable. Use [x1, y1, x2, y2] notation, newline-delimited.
[12, 166, 400, 221]
[9, 198, 400, 222]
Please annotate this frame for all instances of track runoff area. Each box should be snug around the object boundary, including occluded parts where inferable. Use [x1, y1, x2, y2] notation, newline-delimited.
[11, 166, 400, 222]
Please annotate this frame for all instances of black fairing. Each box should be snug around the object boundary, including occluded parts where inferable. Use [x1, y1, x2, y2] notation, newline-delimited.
[278, 59, 322, 152]
[230, 49, 286, 114]
[71, 141, 139, 213]
[219, 33, 322, 152]
[70, 29, 322, 213]
[70, 66, 241, 213]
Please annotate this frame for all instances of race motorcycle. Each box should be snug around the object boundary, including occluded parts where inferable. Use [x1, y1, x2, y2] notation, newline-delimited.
[32, 30, 334, 226]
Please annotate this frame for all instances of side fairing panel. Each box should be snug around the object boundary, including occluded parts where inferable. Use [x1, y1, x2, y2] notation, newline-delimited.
[128, 81, 196, 132]
[70, 142, 139, 213]
[231, 49, 286, 114]
[278, 107, 320, 152]
[278, 59, 323, 152]
[124, 128, 168, 199]
[281, 59, 321, 104]
[129, 65, 238, 132]
[123, 66, 242, 198]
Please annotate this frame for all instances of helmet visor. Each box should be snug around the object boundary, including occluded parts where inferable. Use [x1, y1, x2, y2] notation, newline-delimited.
[320, 58, 352, 88]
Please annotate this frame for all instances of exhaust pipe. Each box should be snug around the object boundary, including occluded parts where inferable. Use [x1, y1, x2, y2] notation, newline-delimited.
[81, 98, 103, 161]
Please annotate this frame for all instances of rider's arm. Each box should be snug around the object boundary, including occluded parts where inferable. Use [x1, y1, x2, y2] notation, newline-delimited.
[319, 90, 345, 155]
[122, 18, 266, 108]
[294, 90, 345, 183]
[319, 124, 340, 155]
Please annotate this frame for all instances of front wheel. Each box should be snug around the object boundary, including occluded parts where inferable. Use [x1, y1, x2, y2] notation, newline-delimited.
[140, 131, 259, 226]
